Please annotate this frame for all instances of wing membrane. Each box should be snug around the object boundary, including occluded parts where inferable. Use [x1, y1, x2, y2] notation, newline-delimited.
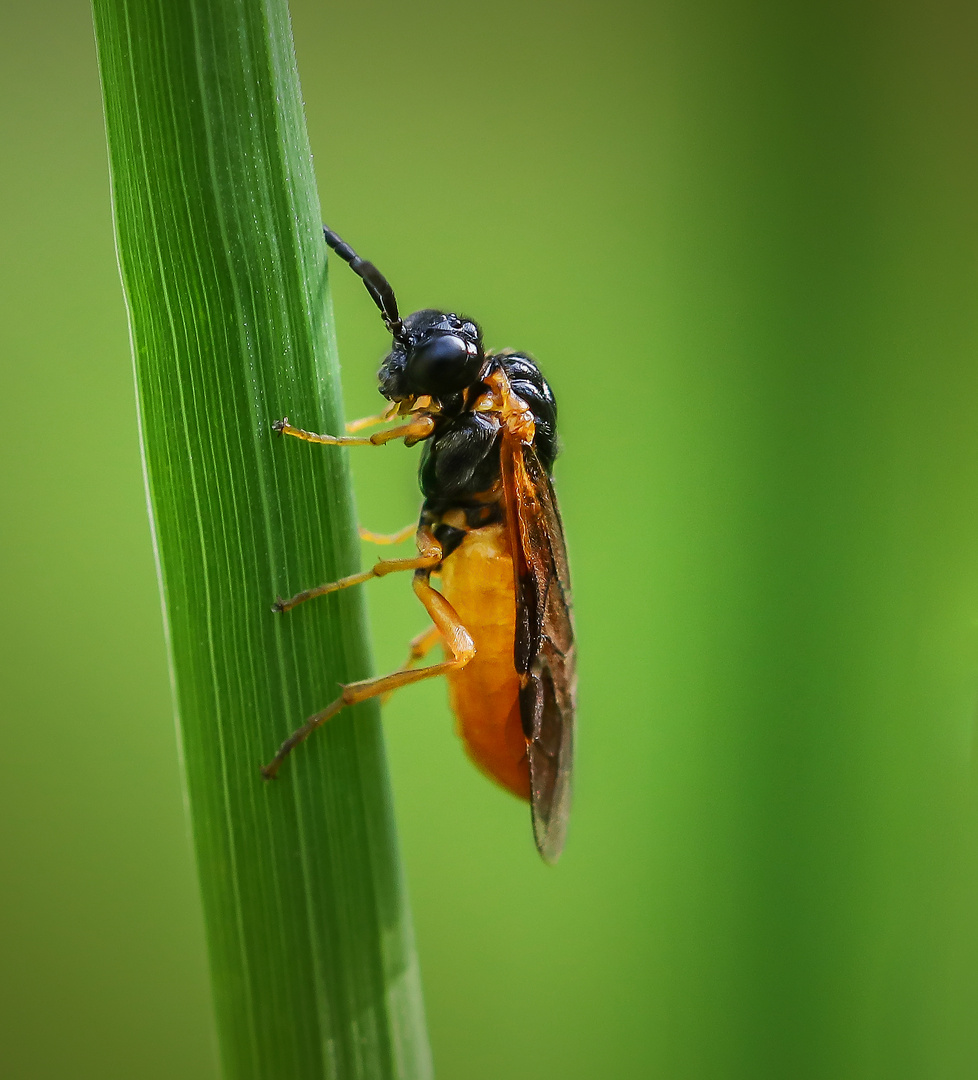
[501, 434, 576, 863]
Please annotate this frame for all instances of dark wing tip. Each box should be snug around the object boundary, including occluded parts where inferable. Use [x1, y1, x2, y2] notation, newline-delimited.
[532, 806, 569, 865]
[529, 715, 574, 864]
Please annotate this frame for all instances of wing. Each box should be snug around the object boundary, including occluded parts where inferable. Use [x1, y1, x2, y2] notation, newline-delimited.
[500, 432, 576, 863]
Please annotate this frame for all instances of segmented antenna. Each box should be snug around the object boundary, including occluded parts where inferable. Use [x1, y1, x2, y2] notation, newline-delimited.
[323, 226, 406, 343]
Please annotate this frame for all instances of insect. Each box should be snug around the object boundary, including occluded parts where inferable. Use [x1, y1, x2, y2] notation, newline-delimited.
[262, 226, 575, 862]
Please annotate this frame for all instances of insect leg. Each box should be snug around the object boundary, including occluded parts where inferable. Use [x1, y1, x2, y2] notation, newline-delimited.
[261, 571, 474, 779]
[359, 523, 417, 545]
[273, 526, 441, 613]
[272, 556, 438, 613]
[364, 415, 436, 447]
[379, 624, 443, 704]
[273, 414, 434, 448]
[397, 623, 443, 671]
[345, 403, 398, 434]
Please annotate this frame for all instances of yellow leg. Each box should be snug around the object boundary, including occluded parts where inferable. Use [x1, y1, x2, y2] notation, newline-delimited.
[273, 526, 441, 612]
[272, 552, 440, 614]
[273, 413, 435, 448]
[345, 403, 398, 433]
[261, 572, 473, 779]
[381, 624, 443, 703]
[359, 523, 417, 546]
[400, 624, 443, 667]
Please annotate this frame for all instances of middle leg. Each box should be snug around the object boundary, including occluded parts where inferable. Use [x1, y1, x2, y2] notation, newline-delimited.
[273, 527, 441, 613]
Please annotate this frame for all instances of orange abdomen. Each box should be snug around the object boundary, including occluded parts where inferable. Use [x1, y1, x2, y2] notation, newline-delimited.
[438, 523, 530, 800]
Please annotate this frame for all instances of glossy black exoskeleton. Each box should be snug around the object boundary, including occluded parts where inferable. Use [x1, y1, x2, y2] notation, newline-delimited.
[324, 226, 559, 543]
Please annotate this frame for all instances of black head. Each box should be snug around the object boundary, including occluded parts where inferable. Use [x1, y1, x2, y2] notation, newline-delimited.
[323, 226, 486, 403]
[379, 309, 485, 401]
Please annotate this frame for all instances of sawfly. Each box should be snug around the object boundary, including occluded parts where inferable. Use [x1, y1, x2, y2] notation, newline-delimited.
[262, 226, 576, 862]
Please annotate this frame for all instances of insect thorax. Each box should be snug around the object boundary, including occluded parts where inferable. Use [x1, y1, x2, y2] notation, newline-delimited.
[417, 352, 558, 511]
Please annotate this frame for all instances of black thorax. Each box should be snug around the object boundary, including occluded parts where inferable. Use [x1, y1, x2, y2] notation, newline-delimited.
[418, 352, 558, 522]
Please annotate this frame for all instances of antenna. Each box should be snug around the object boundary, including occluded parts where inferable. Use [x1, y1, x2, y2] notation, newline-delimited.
[323, 226, 406, 343]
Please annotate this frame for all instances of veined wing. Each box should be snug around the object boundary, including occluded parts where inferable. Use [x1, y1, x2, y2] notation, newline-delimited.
[500, 432, 576, 863]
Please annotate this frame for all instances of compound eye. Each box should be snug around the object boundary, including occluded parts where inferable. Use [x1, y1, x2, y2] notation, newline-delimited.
[407, 333, 482, 395]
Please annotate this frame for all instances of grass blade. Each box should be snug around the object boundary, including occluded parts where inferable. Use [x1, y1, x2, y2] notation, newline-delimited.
[91, 1, 432, 1076]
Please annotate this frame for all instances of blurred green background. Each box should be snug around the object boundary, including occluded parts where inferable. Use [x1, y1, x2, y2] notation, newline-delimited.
[4, 0, 978, 1077]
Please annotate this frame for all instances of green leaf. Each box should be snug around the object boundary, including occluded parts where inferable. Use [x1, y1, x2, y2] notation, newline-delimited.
[91, 1, 432, 1076]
